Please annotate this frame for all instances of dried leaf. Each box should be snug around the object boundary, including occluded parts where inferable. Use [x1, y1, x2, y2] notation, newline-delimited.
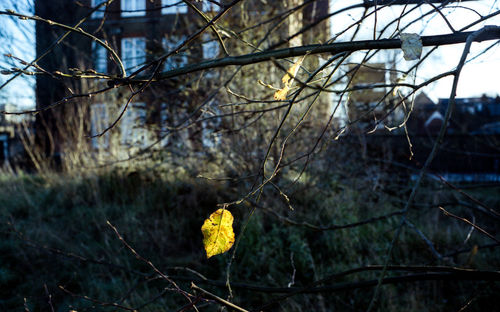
[201, 209, 235, 258]
[281, 57, 304, 85]
[274, 85, 290, 101]
[282, 63, 299, 85]
[400, 33, 422, 61]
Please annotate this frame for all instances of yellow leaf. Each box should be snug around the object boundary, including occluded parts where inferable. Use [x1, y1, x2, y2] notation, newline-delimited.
[281, 56, 304, 85]
[201, 209, 235, 258]
[274, 85, 290, 101]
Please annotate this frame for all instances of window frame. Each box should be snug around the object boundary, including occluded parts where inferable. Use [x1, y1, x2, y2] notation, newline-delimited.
[202, 1, 220, 12]
[92, 41, 108, 73]
[120, 102, 149, 146]
[91, 0, 106, 19]
[162, 36, 188, 70]
[121, 37, 147, 75]
[121, 0, 146, 17]
[161, 0, 187, 15]
[202, 34, 219, 60]
[90, 103, 109, 149]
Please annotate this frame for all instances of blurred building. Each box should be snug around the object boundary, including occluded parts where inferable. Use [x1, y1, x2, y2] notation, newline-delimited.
[338, 60, 500, 180]
[0, 103, 32, 166]
[346, 63, 390, 124]
[341, 62, 406, 133]
[34, 0, 330, 162]
[407, 94, 500, 135]
[0, 108, 14, 165]
[35, 0, 209, 159]
[405, 92, 441, 135]
[438, 95, 500, 134]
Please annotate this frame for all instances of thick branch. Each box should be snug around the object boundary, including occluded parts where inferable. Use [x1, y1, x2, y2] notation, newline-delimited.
[171, 266, 500, 295]
[116, 26, 500, 84]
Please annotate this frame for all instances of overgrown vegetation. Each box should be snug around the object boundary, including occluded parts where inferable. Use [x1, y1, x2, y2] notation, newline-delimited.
[2, 1, 500, 311]
[1, 152, 498, 311]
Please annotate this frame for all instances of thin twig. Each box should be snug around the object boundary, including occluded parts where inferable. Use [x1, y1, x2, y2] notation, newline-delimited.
[59, 285, 136, 311]
[439, 206, 500, 244]
[43, 284, 55, 312]
[405, 220, 443, 260]
[366, 26, 500, 312]
[191, 283, 250, 312]
[106, 221, 195, 304]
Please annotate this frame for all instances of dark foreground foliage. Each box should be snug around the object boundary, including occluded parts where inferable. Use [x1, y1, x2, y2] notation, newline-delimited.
[0, 161, 499, 311]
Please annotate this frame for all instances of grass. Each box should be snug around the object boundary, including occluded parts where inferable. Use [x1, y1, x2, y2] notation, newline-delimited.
[0, 162, 499, 311]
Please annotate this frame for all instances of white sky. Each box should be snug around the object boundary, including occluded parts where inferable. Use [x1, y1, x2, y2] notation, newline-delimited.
[0, 0, 35, 110]
[329, 0, 500, 102]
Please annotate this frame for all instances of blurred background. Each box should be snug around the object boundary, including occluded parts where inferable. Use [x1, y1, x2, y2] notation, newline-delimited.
[0, 1, 499, 311]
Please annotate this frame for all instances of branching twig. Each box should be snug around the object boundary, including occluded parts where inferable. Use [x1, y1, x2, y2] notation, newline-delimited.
[191, 283, 250, 312]
[366, 26, 500, 312]
[106, 221, 195, 304]
[439, 206, 500, 244]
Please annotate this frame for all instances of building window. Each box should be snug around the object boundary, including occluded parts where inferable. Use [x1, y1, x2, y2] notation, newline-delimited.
[161, 0, 187, 15]
[158, 103, 170, 147]
[202, 1, 219, 12]
[121, 37, 146, 75]
[202, 34, 219, 60]
[90, 104, 109, 149]
[92, 41, 108, 73]
[91, 0, 106, 18]
[0, 134, 8, 164]
[162, 36, 188, 70]
[121, 0, 146, 17]
[121, 103, 149, 146]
